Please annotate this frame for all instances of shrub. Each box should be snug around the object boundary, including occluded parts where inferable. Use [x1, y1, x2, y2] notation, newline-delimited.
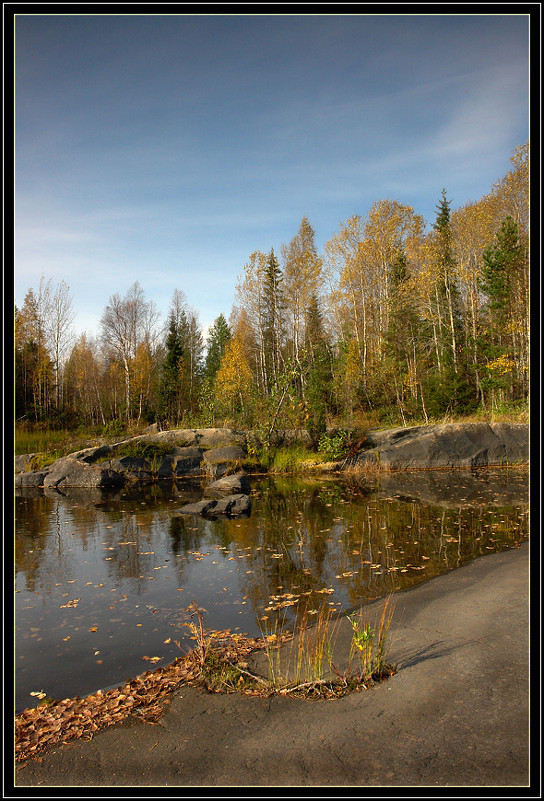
[318, 430, 349, 461]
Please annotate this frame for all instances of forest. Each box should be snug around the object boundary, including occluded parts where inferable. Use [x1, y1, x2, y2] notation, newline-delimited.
[14, 143, 529, 442]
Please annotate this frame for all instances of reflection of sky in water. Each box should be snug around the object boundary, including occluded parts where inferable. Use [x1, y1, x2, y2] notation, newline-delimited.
[15, 471, 529, 711]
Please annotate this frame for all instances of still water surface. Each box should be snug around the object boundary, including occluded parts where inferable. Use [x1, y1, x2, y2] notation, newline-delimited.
[15, 469, 528, 712]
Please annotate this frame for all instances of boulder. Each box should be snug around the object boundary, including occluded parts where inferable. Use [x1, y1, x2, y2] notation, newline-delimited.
[172, 446, 204, 477]
[204, 472, 250, 497]
[178, 493, 251, 517]
[77, 445, 112, 464]
[202, 445, 246, 477]
[266, 429, 314, 448]
[14, 453, 41, 473]
[193, 429, 247, 450]
[179, 499, 220, 516]
[41, 457, 126, 489]
[107, 456, 151, 477]
[356, 422, 529, 471]
[120, 428, 246, 450]
[217, 493, 251, 515]
[142, 422, 160, 434]
[14, 470, 50, 488]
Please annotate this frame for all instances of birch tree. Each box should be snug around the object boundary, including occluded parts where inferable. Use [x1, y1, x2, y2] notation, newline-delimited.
[40, 278, 75, 409]
[100, 282, 160, 421]
[281, 217, 323, 385]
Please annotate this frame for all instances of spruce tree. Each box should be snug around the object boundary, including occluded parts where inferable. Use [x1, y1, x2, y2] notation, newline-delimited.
[427, 189, 473, 415]
[304, 293, 333, 436]
[479, 216, 526, 406]
[480, 216, 524, 331]
[159, 311, 185, 423]
[382, 250, 421, 419]
[203, 314, 231, 384]
[262, 248, 284, 388]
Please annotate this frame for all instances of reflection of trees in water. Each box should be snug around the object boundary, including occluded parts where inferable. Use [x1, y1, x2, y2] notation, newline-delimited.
[15, 494, 56, 592]
[229, 480, 354, 627]
[15, 478, 528, 629]
[168, 515, 203, 555]
[224, 478, 529, 625]
[15, 495, 83, 595]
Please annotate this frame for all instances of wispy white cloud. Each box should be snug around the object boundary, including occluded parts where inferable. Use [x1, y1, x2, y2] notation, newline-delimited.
[429, 62, 528, 162]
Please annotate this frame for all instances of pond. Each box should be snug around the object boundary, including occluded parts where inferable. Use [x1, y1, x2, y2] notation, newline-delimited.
[15, 469, 529, 712]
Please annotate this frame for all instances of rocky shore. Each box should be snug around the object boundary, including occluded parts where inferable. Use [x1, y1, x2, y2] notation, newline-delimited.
[350, 421, 529, 471]
[14, 422, 529, 501]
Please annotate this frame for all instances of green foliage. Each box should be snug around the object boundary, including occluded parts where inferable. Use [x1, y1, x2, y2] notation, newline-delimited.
[318, 430, 349, 461]
[478, 216, 528, 410]
[480, 216, 524, 324]
[102, 419, 126, 437]
[203, 314, 231, 384]
[159, 312, 185, 420]
[159, 304, 203, 423]
[347, 595, 396, 680]
[267, 446, 321, 473]
[28, 453, 58, 470]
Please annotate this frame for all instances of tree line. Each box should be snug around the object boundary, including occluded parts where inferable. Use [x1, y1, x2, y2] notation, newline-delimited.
[15, 142, 529, 436]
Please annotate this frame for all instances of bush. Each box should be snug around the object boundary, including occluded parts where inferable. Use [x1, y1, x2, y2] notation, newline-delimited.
[102, 420, 126, 438]
[318, 430, 349, 461]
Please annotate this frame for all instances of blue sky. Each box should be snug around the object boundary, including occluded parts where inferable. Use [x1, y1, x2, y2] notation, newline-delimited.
[14, 13, 530, 339]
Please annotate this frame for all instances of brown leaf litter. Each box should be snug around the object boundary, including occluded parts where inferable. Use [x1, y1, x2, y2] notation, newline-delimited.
[15, 633, 266, 765]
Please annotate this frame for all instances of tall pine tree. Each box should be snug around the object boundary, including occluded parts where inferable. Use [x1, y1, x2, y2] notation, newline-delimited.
[203, 314, 231, 384]
[262, 248, 284, 390]
[159, 310, 186, 423]
[426, 189, 473, 415]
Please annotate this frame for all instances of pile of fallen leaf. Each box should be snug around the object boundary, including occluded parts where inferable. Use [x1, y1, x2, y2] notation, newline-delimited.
[15, 627, 396, 764]
[15, 633, 266, 764]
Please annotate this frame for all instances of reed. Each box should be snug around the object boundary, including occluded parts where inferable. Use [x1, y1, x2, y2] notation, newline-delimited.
[258, 605, 340, 688]
[172, 596, 396, 699]
[289, 603, 341, 684]
[347, 594, 396, 680]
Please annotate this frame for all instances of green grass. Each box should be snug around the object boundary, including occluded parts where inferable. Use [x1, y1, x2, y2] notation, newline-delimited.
[95, 440, 174, 463]
[14, 422, 150, 458]
[267, 446, 324, 473]
[14, 427, 79, 456]
[261, 604, 342, 688]
[188, 597, 398, 698]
